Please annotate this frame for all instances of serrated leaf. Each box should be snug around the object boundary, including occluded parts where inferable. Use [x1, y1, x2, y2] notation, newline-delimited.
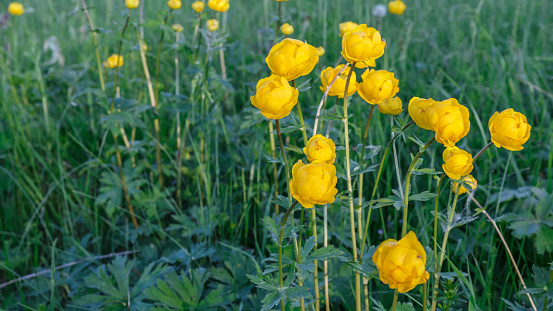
[285, 145, 304, 154]
[409, 191, 437, 202]
[283, 286, 312, 301]
[305, 246, 343, 261]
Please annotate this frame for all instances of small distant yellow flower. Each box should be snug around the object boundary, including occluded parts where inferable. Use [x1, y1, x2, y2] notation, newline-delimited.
[250, 75, 299, 120]
[339, 21, 358, 37]
[167, 0, 182, 10]
[341, 24, 386, 66]
[427, 99, 470, 147]
[388, 0, 407, 15]
[172, 24, 184, 32]
[453, 175, 477, 195]
[266, 38, 319, 81]
[357, 69, 399, 105]
[316, 46, 325, 56]
[280, 23, 294, 35]
[442, 146, 473, 180]
[303, 134, 336, 164]
[290, 160, 338, 208]
[103, 54, 124, 69]
[488, 108, 531, 151]
[320, 65, 358, 98]
[8, 2, 24, 15]
[208, 0, 229, 12]
[206, 19, 219, 32]
[191, 1, 205, 13]
[125, 0, 140, 9]
[372, 231, 430, 293]
[378, 97, 403, 115]
[140, 42, 148, 51]
[408, 97, 435, 131]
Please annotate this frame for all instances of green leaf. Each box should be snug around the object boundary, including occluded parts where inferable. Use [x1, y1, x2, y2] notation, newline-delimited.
[260, 291, 282, 311]
[409, 191, 437, 202]
[305, 246, 343, 261]
[396, 302, 416, 311]
[283, 286, 312, 301]
[535, 226, 553, 255]
[285, 144, 304, 154]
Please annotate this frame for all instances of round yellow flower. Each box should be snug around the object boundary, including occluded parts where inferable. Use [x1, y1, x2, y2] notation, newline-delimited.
[172, 24, 184, 32]
[378, 97, 403, 115]
[339, 21, 358, 38]
[341, 24, 386, 66]
[442, 146, 473, 180]
[250, 75, 299, 120]
[167, 0, 182, 10]
[266, 38, 319, 81]
[191, 1, 205, 13]
[408, 97, 435, 131]
[452, 175, 477, 195]
[320, 65, 358, 98]
[280, 23, 294, 35]
[357, 69, 399, 105]
[290, 160, 338, 208]
[208, 0, 229, 12]
[206, 19, 219, 32]
[372, 231, 430, 293]
[125, 0, 140, 9]
[316, 46, 325, 56]
[388, 0, 407, 15]
[427, 99, 470, 147]
[488, 108, 531, 151]
[303, 134, 336, 164]
[8, 2, 24, 15]
[103, 54, 124, 69]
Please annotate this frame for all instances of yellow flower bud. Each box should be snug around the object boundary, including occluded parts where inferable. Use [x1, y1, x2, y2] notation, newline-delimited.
[167, 0, 182, 10]
[206, 19, 219, 32]
[442, 146, 473, 180]
[8, 2, 24, 16]
[172, 24, 184, 33]
[388, 0, 407, 15]
[320, 65, 358, 98]
[357, 69, 399, 105]
[488, 108, 531, 151]
[408, 97, 435, 131]
[372, 231, 430, 293]
[303, 134, 336, 164]
[339, 21, 358, 38]
[378, 97, 403, 115]
[427, 99, 470, 147]
[341, 24, 386, 66]
[191, 1, 205, 13]
[250, 75, 299, 120]
[280, 23, 294, 35]
[208, 0, 229, 12]
[290, 160, 338, 208]
[452, 175, 477, 195]
[125, 0, 140, 9]
[316, 46, 325, 57]
[266, 38, 319, 81]
[103, 54, 124, 69]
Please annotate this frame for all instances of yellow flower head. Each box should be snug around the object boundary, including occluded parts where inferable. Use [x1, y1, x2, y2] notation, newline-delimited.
[191, 1, 205, 13]
[8, 2, 24, 15]
[442, 146, 473, 180]
[488, 108, 531, 151]
[208, 0, 229, 12]
[167, 0, 182, 10]
[339, 21, 358, 38]
[290, 160, 338, 208]
[266, 38, 319, 81]
[103, 54, 124, 69]
[388, 0, 407, 15]
[316, 46, 325, 57]
[206, 19, 219, 32]
[341, 24, 386, 66]
[372, 231, 430, 293]
[378, 97, 403, 115]
[452, 175, 477, 195]
[320, 65, 358, 98]
[172, 24, 184, 32]
[125, 0, 140, 9]
[250, 75, 299, 120]
[357, 69, 399, 105]
[280, 23, 294, 35]
[427, 99, 470, 147]
[303, 134, 337, 164]
[408, 97, 435, 131]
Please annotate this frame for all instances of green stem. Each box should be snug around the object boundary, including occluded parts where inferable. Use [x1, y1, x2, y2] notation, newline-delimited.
[278, 200, 299, 311]
[391, 290, 399, 311]
[275, 1, 282, 43]
[275, 119, 292, 205]
[110, 15, 130, 112]
[473, 141, 493, 162]
[311, 208, 320, 311]
[433, 174, 446, 273]
[423, 282, 428, 311]
[154, 11, 171, 105]
[298, 206, 305, 311]
[79, 0, 105, 92]
[357, 105, 375, 239]
[292, 80, 309, 144]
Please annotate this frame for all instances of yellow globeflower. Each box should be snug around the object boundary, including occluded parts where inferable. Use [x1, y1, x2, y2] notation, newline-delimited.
[290, 160, 338, 208]
[250, 75, 299, 120]
[8, 2, 24, 15]
[303, 134, 336, 164]
[280, 23, 294, 35]
[372, 231, 430, 293]
[167, 0, 182, 10]
[378, 97, 403, 115]
[341, 24, 386, 67]
[316, 46, 325, 56]
[339, 21, 358, 37]
[191, 1, 205, 13]
[357, 69, 399, 105]
[388, 0, 407, 15]
[442, 146, 473, 180]
[206, 19, 219, 32]
[103, 54, 124, 69]
[427, 99, 470, 147]
[208, 0, 229, 12]
[408, 97, 435, 131]
[125, 0, 140, 9]
[452, 175, 477, 195]
[172, 24, 184, 32]
[488, 108, 531, 151]
[320, 65, 358, 98]
[266, 38, 319, 81]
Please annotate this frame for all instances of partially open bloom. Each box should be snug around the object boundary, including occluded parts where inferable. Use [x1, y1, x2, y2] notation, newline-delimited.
[250, 75, 298, 120]
[442, 147, 473, 180]
[266, 38, 319, 81]
[280, 23, 294, 35]
[408, 97, 435, 130]
[8, 2, 24, 15]
[191, 1, 205, 13]
[372, 231, 430, 293]
[303, 135, 336, 164]
[316, 46, 325, 56]
[341, 24, 386, 67]
[208, 0, 229, 12]
[427, 99, 470, 147]
[488, 108, 531, 151]
[388, 0, 407, 15]
[290, 160, 338, 208]
[125, 0, 140, 9]
[206, 19, 219, 32]
[453, 175, 477, 195]
[357, 69, 399, 105]
[378, 97, 403, 115]
[103, 54, 124, 69]
[172, 24, 184, 32]
[320, 65, 358, 98]
[167, 0, 182, 9]
[339, 21, 358, 37]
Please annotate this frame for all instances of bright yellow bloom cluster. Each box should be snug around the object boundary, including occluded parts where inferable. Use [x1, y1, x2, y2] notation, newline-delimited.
[103, 54, 124, 69]
[8, 2, 24, 15]
[488, 108, 531, 151]
[452, 175, 477, 195]
[167, 0, 182, 10]
[290, 160, 338, 208]
[303, 134, 336, 164]
[442, 147, 473, 180]
[250, 75, 298, 120]
[280, 23, 294, 35]
[191, 1, 205, 13]
[206, 19, 219, 32]
[208, 0, 229, 12]
[125, 0, 140, 9]
[378, 97, 403, 115]
[388, 0, 407, 15]
[341, 24, 386, 67]
[339, 21, 358, 38]
[320, 65, 358, 98]
[266, 38, 319, 81]
[358, 69, 399, 105]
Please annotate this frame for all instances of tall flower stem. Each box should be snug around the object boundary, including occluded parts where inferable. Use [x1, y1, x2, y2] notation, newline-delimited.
[432, 173, 446, 300]
[311, 208, 320, 310]
[274, 2, 282, 42]
[292, 80, 309, 144]
[194, 13, 203, 61]
[278, 200, 299, 311]
[113, 133, 139, 228]
[323, 204, 330, 311]
[175, 30, 184, 209]
[79, 0, 105, 92]
[473, 141, 493, 162]
[298, 207, 306, 311]
[110, 15, 130, 112]
[275, 120, 291, 205]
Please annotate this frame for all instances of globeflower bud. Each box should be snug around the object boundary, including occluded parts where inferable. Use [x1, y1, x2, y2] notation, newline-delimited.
[208, 0, 229, 12]
[320, 65, 358, 98]
[266, 38, 319, 81]
[206, 19, 219, 32]
[250, 75, 299, 120]
[303, 135, 336, 164]
[452, 175, 477, 195]
[125, 0, 140, 9]
[427, 99, 470, 147]
[378, 97, 403, 115]
[103, 54, 124, 69]
[167, 0, 182, 10]
[357, 69, 399, 105]
[442, 146, 473, 180]
[290, 160, 338, 208]
[339, 21, 358, 38]
[388, 0, 407, 15]
[191, 1, 205, 13]
[341, 24, 386, 66]
[280, 23, 294, 35]
[408, 97, 435, 130]
[172, 24, 184, 33]
[488, 108, 531, 151]
[316, 47, 325, 57]
[372, 231, 430, 293]
[8, 2, 24, 15]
